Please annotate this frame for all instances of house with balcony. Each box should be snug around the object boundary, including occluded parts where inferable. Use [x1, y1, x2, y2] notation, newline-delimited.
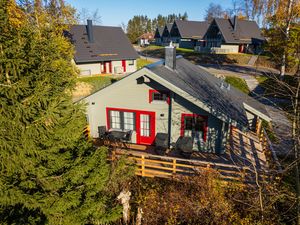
[169, 20, 209, 49]
[81, 45, 281, 181]
[67, 20, 139, 76]
[198, 16, 265, 54]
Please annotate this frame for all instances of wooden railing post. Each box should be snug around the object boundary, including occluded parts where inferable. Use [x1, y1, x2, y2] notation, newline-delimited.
[112, 150, 116, 161]
[141, 155, 145, 177]
[256, 119, 262, 135]
[172, 159, 177, 174]
[241, 168, 246, 182]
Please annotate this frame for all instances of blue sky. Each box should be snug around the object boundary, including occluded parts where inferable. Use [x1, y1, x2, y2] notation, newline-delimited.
[66, 0, 233, 26]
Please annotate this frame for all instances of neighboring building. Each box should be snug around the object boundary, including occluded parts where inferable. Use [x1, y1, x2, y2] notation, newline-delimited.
[81, 46, 271, 154]
[68, 20, 139, 76]
[199, 16, 265, 54]
[169, 20, 209, 49]
[154, 27, 164, 45]
[138, 32, 154, 47]
[161, 23, 173, 45]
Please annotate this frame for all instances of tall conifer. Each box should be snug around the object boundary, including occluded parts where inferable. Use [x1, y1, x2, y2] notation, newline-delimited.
[0, 1, 133, 224]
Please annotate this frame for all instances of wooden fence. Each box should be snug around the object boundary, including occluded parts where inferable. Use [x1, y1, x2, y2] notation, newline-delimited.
[112, 149, 256, 183]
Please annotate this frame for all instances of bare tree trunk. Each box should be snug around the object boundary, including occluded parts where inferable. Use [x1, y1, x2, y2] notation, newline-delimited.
[280, 0, 294, 79]
[136, 207, 143, 225]
[117, 190, 131, 225]
[293, 76, 300, 225]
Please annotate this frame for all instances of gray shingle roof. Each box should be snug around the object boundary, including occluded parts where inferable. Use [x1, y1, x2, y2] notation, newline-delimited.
[213, 18, 265, 44]
[68, 25, 139, 63]
[174, 20, 209, 39]
[146, 56, 269, 127]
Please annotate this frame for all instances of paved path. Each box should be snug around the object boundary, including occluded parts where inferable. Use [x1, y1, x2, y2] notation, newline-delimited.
[247, 55, 259, 66]
[134, 46, 161, 62]
[200, 64, 293, 157]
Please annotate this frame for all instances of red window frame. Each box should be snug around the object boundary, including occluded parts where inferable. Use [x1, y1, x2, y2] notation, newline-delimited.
[106, 107, 156, 145]
[149, 89, 170, 104]
[180, 113, 208, 142]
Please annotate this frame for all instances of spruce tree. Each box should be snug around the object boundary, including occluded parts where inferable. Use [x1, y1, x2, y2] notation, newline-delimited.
[0, 1, 133, 224]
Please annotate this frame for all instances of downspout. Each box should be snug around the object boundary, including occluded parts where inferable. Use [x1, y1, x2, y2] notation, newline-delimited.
[167, 92, 173, 147]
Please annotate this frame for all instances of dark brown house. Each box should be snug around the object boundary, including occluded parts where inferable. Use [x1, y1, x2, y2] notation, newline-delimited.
[200, 16, 265, 54]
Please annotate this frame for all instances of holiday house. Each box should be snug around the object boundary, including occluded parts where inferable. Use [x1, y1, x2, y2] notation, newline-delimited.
[68, 20, 139, 76]
[81, 45, 271, 155]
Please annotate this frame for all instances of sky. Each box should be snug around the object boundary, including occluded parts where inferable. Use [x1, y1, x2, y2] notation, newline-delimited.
[66, 0, 233, 26]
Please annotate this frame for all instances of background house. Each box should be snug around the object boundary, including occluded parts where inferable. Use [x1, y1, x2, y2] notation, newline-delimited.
[82, 46, 270, 154]
[198, 16, 265, 54]
[169, 20, 209, 49]
[161, 23, 173, 45]
[154, 27, 164, 45]
[138, 32, 154, 46]
[68, 20, 139, 76]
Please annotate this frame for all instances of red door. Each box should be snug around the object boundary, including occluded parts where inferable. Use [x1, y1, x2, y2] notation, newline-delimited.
[122, 60, 126, 72]
[136, 111, 155, 145]
[109, 61, 112, 73]
[102, 61, 112, 74]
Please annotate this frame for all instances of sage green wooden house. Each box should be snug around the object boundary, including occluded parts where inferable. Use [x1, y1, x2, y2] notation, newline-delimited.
[82, 46, 271, 154]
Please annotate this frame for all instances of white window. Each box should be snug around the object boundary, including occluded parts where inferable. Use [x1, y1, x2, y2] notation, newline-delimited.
[109, 110, 135, 131]
[80, 69, 91, 76]
[123, 112, 134, 131]
[128, 60, 134, 66]
[110, 111, 121, 129]
[140, 114, 150, 137]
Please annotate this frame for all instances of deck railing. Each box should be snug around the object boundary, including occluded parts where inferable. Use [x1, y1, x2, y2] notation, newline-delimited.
[112, 149, 260, 183]
[259, 128, 283, 174]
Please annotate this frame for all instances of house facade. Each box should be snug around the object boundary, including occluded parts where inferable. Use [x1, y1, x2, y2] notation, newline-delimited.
[154, 27, 164, 45]
[82, 46, 270, 154]
[68, 20, 139, 76]
[169, 20, 209, 49]
[161, 23, 173, 45]
[138, 32, 154, 47]
[198, 16, 265, 54]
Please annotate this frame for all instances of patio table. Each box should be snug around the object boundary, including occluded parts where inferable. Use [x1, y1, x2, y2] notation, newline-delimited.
[107, 130, 127, 142]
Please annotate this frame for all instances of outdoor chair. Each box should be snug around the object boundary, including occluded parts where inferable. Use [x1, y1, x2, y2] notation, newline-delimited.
[155, 133, 169, 155]
[122, 130, 133, 142]
[175, 136, 193, 158]
[98, 126, 108, 139]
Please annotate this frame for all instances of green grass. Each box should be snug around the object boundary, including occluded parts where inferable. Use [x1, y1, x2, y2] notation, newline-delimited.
[176, 48, 195, 53]
[225, 76, 250, 94]
[255, 76, 269, 84]
[78, 76, 118, 93]
[137, 58, 154, 69]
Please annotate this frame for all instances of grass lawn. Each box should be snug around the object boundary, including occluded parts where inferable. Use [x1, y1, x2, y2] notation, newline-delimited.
[78, 76, 118, 93]
[255, 76, 269, 84]
[140, 45, 277, 69]
[176, 48, 195, 53]
[225, 76, 250, 94]
[137, 58, 154, 69]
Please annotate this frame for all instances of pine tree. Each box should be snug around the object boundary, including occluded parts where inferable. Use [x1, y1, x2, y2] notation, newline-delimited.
[0, 1, 133, 224]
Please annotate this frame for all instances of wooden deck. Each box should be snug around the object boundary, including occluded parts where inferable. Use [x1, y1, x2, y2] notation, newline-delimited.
[99, 128, 281, 184]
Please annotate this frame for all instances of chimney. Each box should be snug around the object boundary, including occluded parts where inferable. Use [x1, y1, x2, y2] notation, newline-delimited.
[233, 15, 237, 31]
[165, 42, 176, 70]
[87, 19, 94, 43]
